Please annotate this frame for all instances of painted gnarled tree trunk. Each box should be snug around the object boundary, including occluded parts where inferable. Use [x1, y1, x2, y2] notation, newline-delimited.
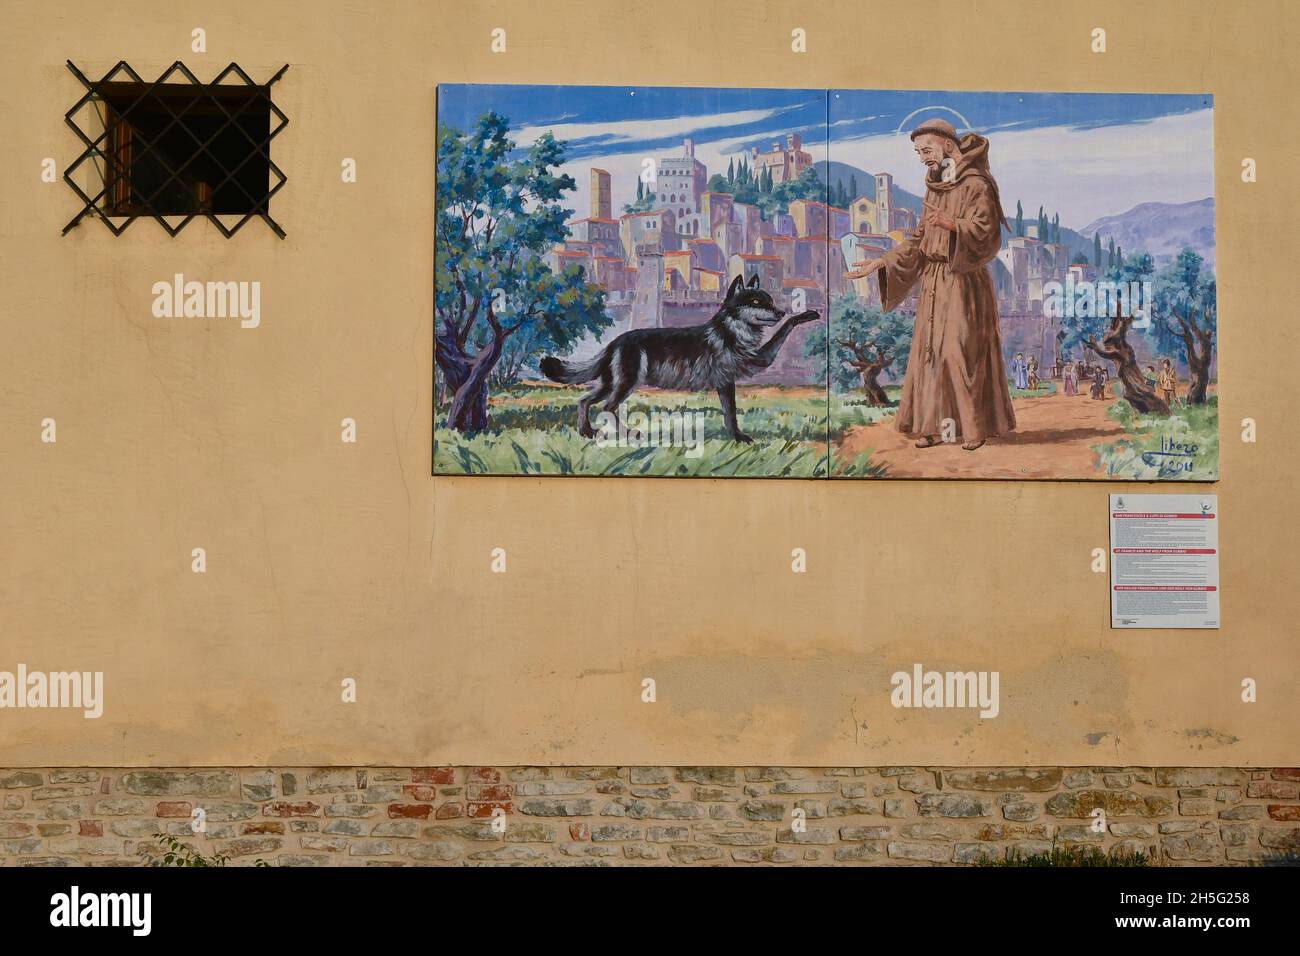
[1086, 316, 1169, 415]
[1178, 305, 1215, 405]
[437, 311, 507, 434]
[840, 339, 894, 407]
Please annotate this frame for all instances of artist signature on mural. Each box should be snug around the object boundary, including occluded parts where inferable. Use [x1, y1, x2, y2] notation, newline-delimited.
[1141, 436, 1199, 476]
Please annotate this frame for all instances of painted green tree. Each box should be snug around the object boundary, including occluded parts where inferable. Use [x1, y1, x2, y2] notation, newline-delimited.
[805, 295, 912, 406]
[1059, 250, 1168, 414]
[435, 113, 611, 432]
[1152, 247, 1216, 404]
[709, 163, 825, 221]
[625, 174, 657, 214]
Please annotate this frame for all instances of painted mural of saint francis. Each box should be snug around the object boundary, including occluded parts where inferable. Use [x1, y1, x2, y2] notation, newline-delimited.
[858, 118, 1016, 451]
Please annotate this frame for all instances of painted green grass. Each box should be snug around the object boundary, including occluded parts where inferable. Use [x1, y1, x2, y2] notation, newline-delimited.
[481, 385, 828, 442]
[830, 387, 902, 437]
[1009, 380, 1058, 398]
[436, 426, 826, 477]
[1093, 396, 1219, 481]
[435, 383, 877, 477]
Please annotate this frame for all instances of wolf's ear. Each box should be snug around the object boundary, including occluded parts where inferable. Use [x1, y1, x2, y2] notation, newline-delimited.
[726, 274, 744, 299]
[747, 273, 761, 289]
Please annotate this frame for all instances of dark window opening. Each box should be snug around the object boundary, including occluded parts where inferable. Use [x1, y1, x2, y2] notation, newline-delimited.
[64, 61, 289, 238]
[99, 82, 271, 216]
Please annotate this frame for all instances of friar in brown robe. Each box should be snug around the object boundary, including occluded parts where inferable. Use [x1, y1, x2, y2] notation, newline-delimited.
[863, 118, 1016, 450]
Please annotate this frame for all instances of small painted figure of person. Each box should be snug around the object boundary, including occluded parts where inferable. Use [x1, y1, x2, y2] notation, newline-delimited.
[1063, 359, 1078, 396]
[1158, 358, 1178, 405]
[1090, 366, 1106, 400]
[1026, 354, 1040, 390]
[1011, 352, 1029, 390]
[1145, 365, 1158, 391]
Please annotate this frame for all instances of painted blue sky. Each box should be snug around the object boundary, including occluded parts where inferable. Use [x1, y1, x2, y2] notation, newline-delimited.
[437, 85, 1214, 228]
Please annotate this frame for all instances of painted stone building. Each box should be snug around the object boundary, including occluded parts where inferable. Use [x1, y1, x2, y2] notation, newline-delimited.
[656, 138, 708, 225]
[590, 167, 613, 220]
[567, 216, 624, 260]
[788, 198, 851, 242]
[750, 132, 814, 183]
[620, 208, 679, 257]
[728, 252, 784, 291]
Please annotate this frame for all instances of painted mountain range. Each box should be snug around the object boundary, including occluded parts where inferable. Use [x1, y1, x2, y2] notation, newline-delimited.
[1080, 198, 1215, 267]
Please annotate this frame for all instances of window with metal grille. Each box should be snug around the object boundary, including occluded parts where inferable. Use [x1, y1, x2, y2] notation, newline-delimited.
[64, 61, 288, 238]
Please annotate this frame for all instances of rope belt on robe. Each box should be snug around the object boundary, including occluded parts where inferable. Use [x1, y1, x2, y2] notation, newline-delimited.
[919, 255, 949, 364]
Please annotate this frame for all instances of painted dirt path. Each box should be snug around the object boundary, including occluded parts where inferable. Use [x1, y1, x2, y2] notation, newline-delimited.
[837, 390, 1128, 479]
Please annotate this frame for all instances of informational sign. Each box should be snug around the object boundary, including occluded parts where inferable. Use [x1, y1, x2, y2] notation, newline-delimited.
[1110, 494, 1220, 628]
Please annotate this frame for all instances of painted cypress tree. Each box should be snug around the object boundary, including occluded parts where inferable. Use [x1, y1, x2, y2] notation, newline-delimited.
[727, 157, 734, 183]
[1015, 199, 1024, 237]
[1094, 232, 1103, 267]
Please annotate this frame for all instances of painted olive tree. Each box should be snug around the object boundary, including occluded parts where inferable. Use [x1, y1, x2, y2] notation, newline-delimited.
[805, 295, 912, 406]
[435, 113, 610, 432]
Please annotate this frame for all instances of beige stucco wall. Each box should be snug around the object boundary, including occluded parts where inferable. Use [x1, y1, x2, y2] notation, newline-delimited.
[1, 0, 1296, 768]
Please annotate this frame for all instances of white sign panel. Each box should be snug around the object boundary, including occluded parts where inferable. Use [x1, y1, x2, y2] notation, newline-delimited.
[1110, 494, 1220, 629]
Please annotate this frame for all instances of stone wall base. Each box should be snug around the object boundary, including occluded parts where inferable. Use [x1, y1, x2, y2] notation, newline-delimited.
[3, 767, 1297, 866]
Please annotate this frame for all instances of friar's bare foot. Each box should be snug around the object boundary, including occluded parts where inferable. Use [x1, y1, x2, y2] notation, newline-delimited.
[962, 439, 985, 451]
[915, 435, 942, 448]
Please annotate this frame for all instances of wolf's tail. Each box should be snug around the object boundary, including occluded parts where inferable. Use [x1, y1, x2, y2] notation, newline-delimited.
[540, 354, 601, 384]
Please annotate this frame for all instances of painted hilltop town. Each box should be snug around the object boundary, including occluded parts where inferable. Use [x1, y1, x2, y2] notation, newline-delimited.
[544, 134, 920, 386]
[434, 86, 1217, 480]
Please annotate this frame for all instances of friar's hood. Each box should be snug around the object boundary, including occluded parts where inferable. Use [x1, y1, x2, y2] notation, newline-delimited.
[924, 132, 1007, 225]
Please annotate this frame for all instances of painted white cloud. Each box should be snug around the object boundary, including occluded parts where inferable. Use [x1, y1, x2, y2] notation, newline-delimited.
[512, 104, 801, 151]
[830, 114, 881, 128]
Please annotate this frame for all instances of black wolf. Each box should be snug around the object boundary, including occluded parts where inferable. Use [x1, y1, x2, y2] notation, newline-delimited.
[539, 273, 821, 443]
